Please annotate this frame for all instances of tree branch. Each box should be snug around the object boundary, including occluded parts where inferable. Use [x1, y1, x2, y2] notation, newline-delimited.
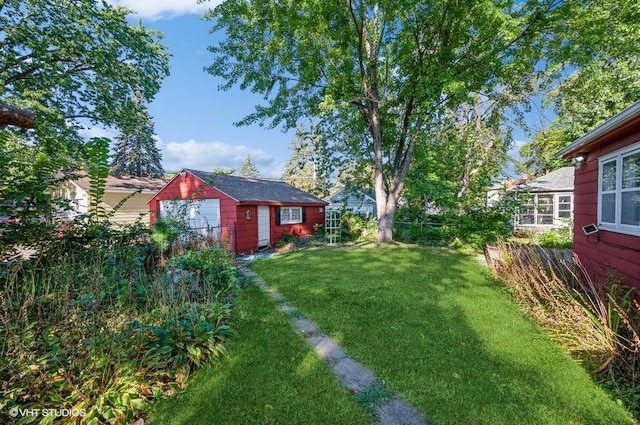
[0, 104, 35, 129]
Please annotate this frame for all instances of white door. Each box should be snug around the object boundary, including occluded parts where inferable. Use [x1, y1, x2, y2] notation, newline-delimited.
[258, 206, 270, 247]
[159, 199, 221, 235]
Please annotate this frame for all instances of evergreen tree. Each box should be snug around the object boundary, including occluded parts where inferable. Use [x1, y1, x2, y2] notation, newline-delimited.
[283, 124, 331, 198]
[239, 155, 259, 178]
[212, 167, 235, 175]
[110, 96, 164, 178]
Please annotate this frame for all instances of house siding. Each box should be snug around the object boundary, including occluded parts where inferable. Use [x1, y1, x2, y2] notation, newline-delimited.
[571, 118, 640, 289]
[102, 192, 153, 225]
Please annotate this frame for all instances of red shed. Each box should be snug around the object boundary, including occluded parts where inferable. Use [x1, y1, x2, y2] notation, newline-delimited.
[558, 100, 640, 289]
[147, 168, 328, 254]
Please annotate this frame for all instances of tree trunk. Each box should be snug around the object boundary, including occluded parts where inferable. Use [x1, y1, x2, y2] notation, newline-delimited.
[375, 188, 397, 243]
[0, 104, 35, 129]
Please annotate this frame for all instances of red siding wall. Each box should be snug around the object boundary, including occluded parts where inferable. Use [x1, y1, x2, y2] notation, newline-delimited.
[235, 206, 259, 254]
[147, 172, 238, 249]
[234, 204, 326, 254]
[572, 121, 640, 289]
[270, 205, 326, 243]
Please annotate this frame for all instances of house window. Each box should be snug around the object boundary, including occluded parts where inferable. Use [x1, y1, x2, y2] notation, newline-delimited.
[280, 207, 303, 224]
[599, 143, 640, 234]
[516, 193, 573, 226]
[517, 194, 555, 225]
[558, 195, 573, 219]
[536, 195, 554, 224]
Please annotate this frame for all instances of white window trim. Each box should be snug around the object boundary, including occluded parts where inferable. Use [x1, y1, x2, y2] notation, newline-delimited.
[516, 192, 573, 227]
[598, 141, 640, 236]
[280, 207, 303, 225]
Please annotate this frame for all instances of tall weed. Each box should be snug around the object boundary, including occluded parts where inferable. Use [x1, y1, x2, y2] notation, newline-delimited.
[487, 240, 640, 416]
[487, 241, 617, 372]
[0, 225, 237, 424]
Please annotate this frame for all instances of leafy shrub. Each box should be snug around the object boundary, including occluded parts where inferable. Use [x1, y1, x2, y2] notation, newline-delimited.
[276, 231, 295, 247]
[167, 248, 236, 294]
[394, 208, 512, 249]
[0, 225, 237, 424]
[341, 211, 378, 241]
[152, 217, 186, 255]
[538, 228, 573, 248]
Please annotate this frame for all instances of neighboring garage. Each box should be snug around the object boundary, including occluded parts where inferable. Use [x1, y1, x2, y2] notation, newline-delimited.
[148, 168, 328, 254]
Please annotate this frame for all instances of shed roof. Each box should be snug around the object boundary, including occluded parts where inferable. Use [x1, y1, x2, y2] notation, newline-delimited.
[515, 167, 574, 192]
[65, 171, 167, 194]
[186, 169, 327, 205]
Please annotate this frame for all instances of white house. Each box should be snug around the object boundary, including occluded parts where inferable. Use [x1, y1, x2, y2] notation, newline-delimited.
[56, 172, 167, 225]
[512, 167, 574, 232]
[327, 188, 377, 217]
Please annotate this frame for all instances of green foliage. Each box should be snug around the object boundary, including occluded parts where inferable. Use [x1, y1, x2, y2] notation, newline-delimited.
[518, 128, 572, 176]
[0, 131, 64, 245]
[239, 155, 259, 178]
[520, 0, 640, 173]
[283, 123, 332, 198]
[276, 231, 295, 247]
[1, 0, 169, 161]
[86, 137, 111, 220]
[340, 211, 378, 242]
[167, 248, 236, 294]
[538, 227, 573, 249]
[110, 96, 164, 178]
[152, 217, 187, 253]
[405, 98, 511, 211]
[394, 207, 513, 250]
[0, 221, 238, 424]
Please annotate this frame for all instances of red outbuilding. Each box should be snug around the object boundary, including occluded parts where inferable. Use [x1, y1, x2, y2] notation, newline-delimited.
[558, 100, 640, 289]
[147, 168, 328, 254]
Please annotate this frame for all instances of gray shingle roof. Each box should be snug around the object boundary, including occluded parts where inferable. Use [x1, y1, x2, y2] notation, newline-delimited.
[65, 171, 167, 194]
[517, 167, 574, 192]
[186, 169, 327, 204]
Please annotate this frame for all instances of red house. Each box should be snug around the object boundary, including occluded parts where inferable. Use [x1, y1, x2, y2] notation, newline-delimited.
[147, 168, 328, 254]
[558, 100, 640, 289]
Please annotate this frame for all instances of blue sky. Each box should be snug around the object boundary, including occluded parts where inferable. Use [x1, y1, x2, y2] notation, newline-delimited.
[104, 1, 538, 179]
[104, 0, 294, 177]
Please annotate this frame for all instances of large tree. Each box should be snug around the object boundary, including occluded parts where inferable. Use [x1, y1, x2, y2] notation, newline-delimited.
[206, 0, 574, 242]
[0, 0, 169, 230]
[519, 0, 640, 174]
[0, 0, 169, 159]
[283, 123, 331, 198]
[405, 97, 511, 212]
[110, 96, 164, 178]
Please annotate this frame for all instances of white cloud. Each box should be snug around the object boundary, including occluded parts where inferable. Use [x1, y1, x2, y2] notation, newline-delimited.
[158, 138, 284, 178]
[107, 0, 221, 20]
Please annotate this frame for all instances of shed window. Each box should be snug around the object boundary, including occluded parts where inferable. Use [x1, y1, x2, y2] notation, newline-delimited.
[279, 207, 303, 224]
[598, 143, 640, 235]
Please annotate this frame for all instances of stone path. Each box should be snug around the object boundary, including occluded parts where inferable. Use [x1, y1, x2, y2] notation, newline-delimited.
[239, 267, 429, 425]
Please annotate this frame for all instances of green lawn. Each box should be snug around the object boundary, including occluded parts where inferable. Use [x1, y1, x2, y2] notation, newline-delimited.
[149, 284, 370, 425]
[250, 243, 634, 425]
